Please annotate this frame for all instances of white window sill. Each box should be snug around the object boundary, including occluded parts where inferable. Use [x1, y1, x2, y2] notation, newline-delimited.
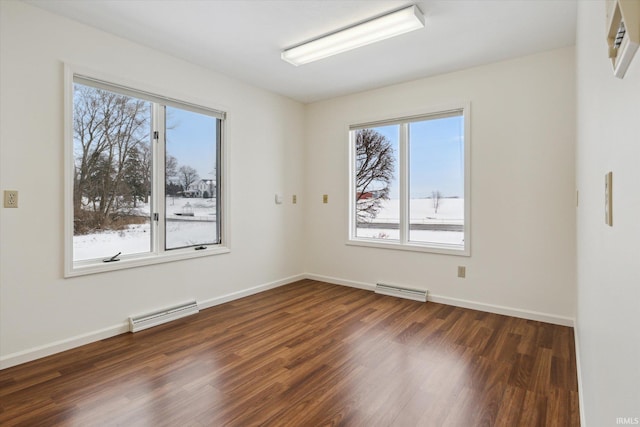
[346, 239, 469, 257]
[65, 245, 230, 278]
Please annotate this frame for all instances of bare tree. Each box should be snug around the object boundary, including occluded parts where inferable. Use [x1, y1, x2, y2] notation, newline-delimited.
[178, 165, 199, 192]
[432, 190, 443, 214]
[166, 155, 178, 184]
[355, 129, 395, 222]
[139, 143, 152, 204]
[73, 85, 150, 231]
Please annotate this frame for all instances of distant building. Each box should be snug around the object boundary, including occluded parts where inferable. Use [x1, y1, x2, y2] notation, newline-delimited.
[184, 179, 216, 198]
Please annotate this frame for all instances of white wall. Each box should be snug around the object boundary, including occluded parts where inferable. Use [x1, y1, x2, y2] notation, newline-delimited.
[304, 47, 577, 321]
[576, 2, 640, 425]
[0, 1, 305, 366]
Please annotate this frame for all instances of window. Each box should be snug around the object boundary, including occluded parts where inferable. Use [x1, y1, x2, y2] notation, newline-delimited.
[65, 70, 227, 276]
[349, 106, 470, 255]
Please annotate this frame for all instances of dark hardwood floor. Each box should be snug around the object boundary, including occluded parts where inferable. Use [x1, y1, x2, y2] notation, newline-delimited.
[0, 280, 580, 426]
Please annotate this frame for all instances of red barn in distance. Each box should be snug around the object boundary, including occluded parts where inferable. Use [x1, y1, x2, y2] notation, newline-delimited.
[356, 190, 385, 200]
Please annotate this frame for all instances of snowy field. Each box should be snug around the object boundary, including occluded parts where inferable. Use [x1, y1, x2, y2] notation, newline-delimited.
[368, 198, 463, 224]
[74, 197, 217, 261]
[356, 198, 464, 245]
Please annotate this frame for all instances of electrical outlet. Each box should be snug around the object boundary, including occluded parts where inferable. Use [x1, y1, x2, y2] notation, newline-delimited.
[4, 190, 18, 208]
[457, 266, 466, 278]
[323, 194, 328, 204]
[292, 194, 297, 204]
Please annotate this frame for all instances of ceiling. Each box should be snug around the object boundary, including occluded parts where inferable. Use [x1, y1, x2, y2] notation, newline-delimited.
[26, 0, 577, 104]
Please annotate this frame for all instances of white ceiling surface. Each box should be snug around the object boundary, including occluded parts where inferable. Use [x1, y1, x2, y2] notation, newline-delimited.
[26, 0, 577, 103]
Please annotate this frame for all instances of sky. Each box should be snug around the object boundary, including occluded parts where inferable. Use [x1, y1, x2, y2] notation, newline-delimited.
[166, 106, 218, 181]
[371, 115, 464, 199]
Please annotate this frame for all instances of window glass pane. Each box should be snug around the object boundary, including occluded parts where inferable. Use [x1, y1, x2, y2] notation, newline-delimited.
[72, 83, 152, 261]
[408, 115, 464, 246]
[354, 125, 399, 241]
[165, 106, 219, 250]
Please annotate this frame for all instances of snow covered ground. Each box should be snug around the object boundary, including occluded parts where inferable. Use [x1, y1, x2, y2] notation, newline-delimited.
[355, 198, 464, 245]
[74, 197, 217, 261]
[365, 198, 463, 223]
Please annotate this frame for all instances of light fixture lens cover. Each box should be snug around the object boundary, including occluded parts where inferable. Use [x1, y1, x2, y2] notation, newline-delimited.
[282, 5, 425, 66]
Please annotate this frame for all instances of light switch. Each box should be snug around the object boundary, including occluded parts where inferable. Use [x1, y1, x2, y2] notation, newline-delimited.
[275, 193, 283, 204]
[323, 194, 328, 204]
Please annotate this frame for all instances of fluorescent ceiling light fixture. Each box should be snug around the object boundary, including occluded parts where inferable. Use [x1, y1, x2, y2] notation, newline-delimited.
[281, 5, 425, 66]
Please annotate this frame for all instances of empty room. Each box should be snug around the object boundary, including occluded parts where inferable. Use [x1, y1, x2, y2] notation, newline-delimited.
[0, 0, 638, 426]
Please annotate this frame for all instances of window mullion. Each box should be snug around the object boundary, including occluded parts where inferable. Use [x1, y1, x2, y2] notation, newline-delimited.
[151, 104, 166, 254]
[216, 119, 223, 243]
[349, 130, 357, 240]
[399, 123, 409, 244]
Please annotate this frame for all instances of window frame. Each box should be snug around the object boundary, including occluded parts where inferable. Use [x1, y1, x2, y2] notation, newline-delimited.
[347, 104, 471, 256]
[64, 65, 230, 277]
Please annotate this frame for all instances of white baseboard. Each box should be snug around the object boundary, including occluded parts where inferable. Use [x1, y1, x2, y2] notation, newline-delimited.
[0, 323, 129, 370]
[428, 294, 575, 327]
[198, 273, 306, 310]
[573, 322, 587, 427]
[306, 273, 575, 327]
[0, 273, 306, 370]
[1, 272, 575, 370]
[305, 273, 375, 291]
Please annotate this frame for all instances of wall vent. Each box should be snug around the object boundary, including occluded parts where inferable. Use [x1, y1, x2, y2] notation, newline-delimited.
[129, 301, 199, 333]
[375, 283, 428, 302]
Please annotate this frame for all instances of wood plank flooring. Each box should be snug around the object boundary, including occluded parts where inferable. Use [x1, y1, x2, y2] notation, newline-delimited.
[0, 280, 580, 426]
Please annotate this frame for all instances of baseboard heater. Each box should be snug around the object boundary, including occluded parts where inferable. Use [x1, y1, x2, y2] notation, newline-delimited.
[129, 300, 199, 333]
[375, 283, 428, 302]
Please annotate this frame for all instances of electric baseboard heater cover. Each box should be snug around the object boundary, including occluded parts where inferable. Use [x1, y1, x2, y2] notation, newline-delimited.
[375, 283, 428, 302]
[129, 300, 199, 333]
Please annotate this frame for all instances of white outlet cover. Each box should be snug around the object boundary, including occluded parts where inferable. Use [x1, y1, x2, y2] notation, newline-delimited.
[4, 190, 18, 208]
